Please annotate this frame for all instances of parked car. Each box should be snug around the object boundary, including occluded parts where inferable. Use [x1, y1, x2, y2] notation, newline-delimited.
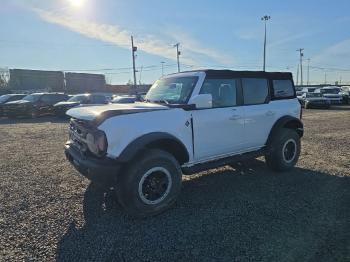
[301, 87, 317, 93]
[0, 94, 26, 116]
[299, 92, 330, 109]
[339, 87, 350, 104]
[54, 94, 109, 117]
[2, 93, 68, 118]
[111, 95, 137, 104]
[65, 69, 303, 217]
[314, 87, 342, 104]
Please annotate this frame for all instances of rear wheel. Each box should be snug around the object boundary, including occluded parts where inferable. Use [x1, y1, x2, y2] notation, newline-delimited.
[265, 128, 301, 172]
[116, 149, 182, 217]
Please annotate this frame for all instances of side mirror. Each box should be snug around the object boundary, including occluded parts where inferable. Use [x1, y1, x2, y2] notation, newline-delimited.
[189, 94, 212, 109]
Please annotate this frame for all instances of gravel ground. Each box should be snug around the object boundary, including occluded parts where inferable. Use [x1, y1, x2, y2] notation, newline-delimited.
[0, 107, 349, 262]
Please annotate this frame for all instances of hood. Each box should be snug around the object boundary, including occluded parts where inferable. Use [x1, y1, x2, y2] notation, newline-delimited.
[54, 101, 80, 107]
[5, 100, 32, 105]
[66, 102, 168, 122]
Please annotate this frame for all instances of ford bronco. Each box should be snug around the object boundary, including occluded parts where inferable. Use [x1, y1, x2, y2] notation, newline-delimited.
[65, 70, 303, 217]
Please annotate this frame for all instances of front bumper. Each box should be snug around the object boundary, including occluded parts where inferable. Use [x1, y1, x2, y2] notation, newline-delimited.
[65, 142, 121, 184]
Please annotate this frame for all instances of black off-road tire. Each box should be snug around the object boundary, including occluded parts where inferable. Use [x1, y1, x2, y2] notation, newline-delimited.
[116, 149, 182, 218]
[265, 128, 301, 172]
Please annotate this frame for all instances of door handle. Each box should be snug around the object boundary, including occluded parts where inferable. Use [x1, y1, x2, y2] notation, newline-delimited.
[266, 110, 275, 116]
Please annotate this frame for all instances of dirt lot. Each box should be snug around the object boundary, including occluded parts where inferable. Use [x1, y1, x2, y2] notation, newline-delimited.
[0, 107, 349, 261]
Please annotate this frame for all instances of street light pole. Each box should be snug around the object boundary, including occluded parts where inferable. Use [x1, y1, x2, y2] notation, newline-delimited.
[261, 15, 271, 71]
[161, 61, 165, 76]
[131, 35, 137, 95]
[174, 43, 181, 73]
[296, 48, 304, 86]
[307, 58, 310, 85]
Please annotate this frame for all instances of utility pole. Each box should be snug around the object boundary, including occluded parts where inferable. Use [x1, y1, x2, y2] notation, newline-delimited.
[131, 36, 137, 95]
[324, 71, 327, 85]
[161, 61, 165, 76]
[296, 64, 299, 86]
[174, 43, 181, 73]
[296, 48, 304, 85]
[307, 58, 310, 85]
[261, 15, 271, 71]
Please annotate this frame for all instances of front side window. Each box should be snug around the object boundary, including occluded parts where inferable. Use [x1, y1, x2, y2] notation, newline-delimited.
[273, 80, 295, 98]
[199, 79, 237, 108]
[242, 78, 269, 105]
[145, 76, 198, 104]
[0, 95, 11, 103]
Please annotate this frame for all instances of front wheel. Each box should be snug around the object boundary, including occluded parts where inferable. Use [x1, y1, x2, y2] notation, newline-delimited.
[265, 128, 301, 172]
[116, 149, 182, 217]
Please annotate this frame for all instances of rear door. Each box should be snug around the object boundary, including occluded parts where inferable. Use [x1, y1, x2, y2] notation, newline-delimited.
[192, 78, 245, 161]
[241, 78, 275, 149]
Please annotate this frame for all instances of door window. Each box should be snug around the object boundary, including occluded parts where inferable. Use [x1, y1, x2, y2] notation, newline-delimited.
[272, 80, 295, 98]
[242, 78, 269, 105]
[199, 79, 237, 108]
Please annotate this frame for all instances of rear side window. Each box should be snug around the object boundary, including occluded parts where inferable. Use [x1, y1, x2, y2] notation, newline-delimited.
[242, 78, 269, 105]
[90, 95, 107, 104]
[41, 94, 67, 104]
[273, 80, 295, 98]
[200, 79, 237, 108]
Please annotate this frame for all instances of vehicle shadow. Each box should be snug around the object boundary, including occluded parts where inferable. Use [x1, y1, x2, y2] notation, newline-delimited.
[56, 160, 350, 262]
[0, 116, 68, 125]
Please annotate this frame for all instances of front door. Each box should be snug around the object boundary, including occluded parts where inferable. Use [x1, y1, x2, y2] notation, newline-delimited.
[192, 78, 245, 161]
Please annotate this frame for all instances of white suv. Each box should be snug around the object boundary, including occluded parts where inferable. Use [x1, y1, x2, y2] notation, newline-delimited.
[65, 70, 303, 217]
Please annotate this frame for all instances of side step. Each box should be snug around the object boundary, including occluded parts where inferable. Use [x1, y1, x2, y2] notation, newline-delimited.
[182, 148, 266, 175]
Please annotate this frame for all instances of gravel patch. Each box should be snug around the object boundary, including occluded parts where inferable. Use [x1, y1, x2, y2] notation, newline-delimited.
[0, 108, 349, 261]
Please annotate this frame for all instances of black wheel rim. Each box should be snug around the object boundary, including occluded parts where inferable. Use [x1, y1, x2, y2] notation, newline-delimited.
[138, 167, 172, 205]
[283, 139, 297, 163]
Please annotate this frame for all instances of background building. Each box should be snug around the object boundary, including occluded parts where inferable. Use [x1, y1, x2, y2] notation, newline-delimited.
[9, 69, 64, 92]
[65, 72, 106, 93]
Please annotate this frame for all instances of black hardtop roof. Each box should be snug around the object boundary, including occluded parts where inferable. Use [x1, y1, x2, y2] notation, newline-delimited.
[178, 69, 293, 80]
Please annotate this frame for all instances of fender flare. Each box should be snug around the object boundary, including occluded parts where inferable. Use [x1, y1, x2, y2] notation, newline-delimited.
[117, 132, 190, 164]
[266, 116, 304, 146]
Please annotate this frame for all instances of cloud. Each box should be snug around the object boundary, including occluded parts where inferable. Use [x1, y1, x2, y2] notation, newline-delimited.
[31, 8, 230, 66]
[312, 39, 350, 66]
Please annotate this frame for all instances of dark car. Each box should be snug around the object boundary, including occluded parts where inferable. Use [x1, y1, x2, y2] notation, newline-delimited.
[54, 94, 109, 116]
[299, 92, 331, 109]
[2, 93, 68, 118]
[0, 94, 26, 116]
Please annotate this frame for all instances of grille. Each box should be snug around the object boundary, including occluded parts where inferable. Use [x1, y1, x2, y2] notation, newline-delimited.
[69, 119, 90, 153]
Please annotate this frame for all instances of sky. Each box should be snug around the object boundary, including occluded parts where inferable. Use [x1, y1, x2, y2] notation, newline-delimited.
[1, 0, 350, 84]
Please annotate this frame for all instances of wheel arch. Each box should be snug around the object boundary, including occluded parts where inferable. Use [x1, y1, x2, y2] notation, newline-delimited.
[118, 132, 190, 165]
[266, 116, 304, 146]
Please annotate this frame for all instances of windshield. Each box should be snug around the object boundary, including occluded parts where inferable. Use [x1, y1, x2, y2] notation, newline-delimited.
[22, 94, 41, 102]
[145, 76, 198, 104]
[68, 95, 89, 103]
[306, 93, 322, 98]
[0, 95, 11, 103]
[320, 88, 340, 94]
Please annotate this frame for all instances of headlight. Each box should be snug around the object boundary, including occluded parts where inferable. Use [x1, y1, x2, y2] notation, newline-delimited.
[86, 130, 108, 156]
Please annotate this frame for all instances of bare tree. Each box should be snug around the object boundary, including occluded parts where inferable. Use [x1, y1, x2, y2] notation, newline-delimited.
[0, 68, 9, 89]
